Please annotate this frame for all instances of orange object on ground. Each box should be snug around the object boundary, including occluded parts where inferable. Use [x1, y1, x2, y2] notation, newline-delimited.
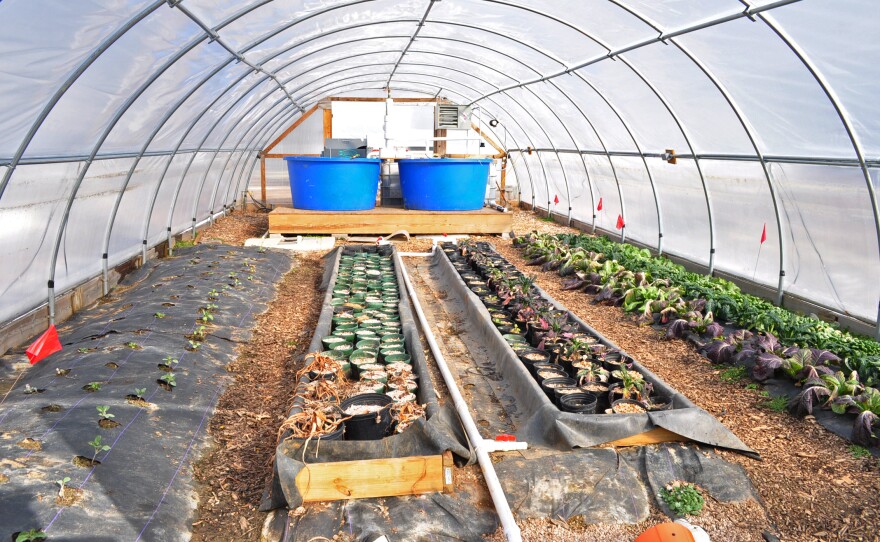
[634, 523, 696, 542]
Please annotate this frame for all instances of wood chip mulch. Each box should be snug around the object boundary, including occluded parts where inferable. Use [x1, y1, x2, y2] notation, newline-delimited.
[479, 210, 880, 542]
[189, 211, 326, 541]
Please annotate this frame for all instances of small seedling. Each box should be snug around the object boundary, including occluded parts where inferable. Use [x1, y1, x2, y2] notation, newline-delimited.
[745, 383, 760, 391]
[89, 435, 110, 464]
[85, 382, 102, 392]
[77, 347, 90, 354]
[55, 367, 67, 376]
[159, 373, 177, 388]
[200, 309, 214, 323]
[205, 303, 218, 311]
[233, 278, 241, 287]
[126, 342, 139, 349]
[187, 340, 201, 350]
[849, 445, 871, 459]
[208, 289, 219, 297]
[761, 395, 789, 412]
[161, 355, 178, 368]
[221, 284, 230, 290]
[257, 245, 267, 253]
[56, 476, 71, 498]
[718, 366, 746, 383]
[15, 529, 47, 542]
[228, 272, 237, 278]
[24, 384, 38, 394]
[154, 312, 166, 319]
[96, 406, 114, 420]
[193, 325, 207, 340]
[133, 387, 146, 400]
[659, 481, 704, 517]
[247, 275, 255, 281]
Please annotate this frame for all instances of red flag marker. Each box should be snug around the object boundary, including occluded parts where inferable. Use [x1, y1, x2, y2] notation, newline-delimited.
[553, 195, 559, 205]
[760, 223, 767, 244]
[442, 232, 448, 237]
[597, 197, 603, 211]
[26, 325, 62, 365]
[616, 214, 625, 230]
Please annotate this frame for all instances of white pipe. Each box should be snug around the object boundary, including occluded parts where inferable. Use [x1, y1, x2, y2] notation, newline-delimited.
[396, 249, 522, 542]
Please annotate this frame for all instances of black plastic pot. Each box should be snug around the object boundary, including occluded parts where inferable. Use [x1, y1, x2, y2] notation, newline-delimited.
[518, 349, 550, 375]
[559, 392, 598, 414]
[541, 377, 577, 402]
[580, 384, 610, 412]
[552, 385, 581, 408]
[533, 362, 565, 381]
[646, 394, 674, 411]
[610, 399, 649, 415]
[340, 393, 394, 440]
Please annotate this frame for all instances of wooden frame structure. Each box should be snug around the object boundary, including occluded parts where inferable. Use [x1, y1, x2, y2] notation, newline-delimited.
[258, 96, 510, 207]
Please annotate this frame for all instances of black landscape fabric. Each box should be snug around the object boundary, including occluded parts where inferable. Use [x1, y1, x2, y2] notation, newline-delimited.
[431, 247, 756, 455]
[0, 244, 291, 541]
[262, 245, 473, 512]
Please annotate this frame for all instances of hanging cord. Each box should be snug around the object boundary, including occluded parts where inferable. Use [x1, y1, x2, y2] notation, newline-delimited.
[245, 191, 272, 212]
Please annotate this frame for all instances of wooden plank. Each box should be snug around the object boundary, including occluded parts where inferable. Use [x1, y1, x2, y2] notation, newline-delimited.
[268, 207, 512, 235]
[263, 104, 320, 154]
[295, 454, 447, 502]
[329, 97, 439, 103]
[323, 107, 333, 140]
[499, 156, 508, 206]
[470, 123, 507, 157]
[607, 427, 690, 447]
[260, 155, 266, 203]
[445, 153, 503, 159]
[262, 153, 321, 159]
[434, 128, 447, 156]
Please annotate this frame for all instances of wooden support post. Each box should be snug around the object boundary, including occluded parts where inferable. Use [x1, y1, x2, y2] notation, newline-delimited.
[323, 107, 333, 141]
[260, 154, 266, 204]
[500, 156, 508, 206]
[470, 123, 507, 158]
[434, 128, 447, 157]
[294, 453, 451, 502]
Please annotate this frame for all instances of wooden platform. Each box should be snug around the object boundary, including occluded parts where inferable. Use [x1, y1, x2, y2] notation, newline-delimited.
[268, 206, 513, 235]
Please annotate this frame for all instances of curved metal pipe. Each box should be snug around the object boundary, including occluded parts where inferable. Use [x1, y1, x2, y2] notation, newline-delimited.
[203, 102, 298, 221]
[752, 4, 880, 333]
[0, 0, 166, 203]
[141, 75, 276, 253]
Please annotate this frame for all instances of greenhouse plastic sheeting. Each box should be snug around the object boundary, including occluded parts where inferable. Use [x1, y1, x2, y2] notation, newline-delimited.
[0, 0, 877, 327]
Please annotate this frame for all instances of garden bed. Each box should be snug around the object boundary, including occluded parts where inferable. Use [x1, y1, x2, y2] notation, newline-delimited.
[0, 244, 291, 541]
[514, 231, 880, 453]
[434, 241, 753, 454]
[262, 245, 471, 513]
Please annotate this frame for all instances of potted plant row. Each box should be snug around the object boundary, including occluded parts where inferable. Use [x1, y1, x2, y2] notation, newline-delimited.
[441, 241, 671, 415]
[280, 249, 425, 444]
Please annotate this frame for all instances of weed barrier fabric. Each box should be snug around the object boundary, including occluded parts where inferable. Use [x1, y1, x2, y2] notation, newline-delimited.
[0, 244, 292, 540]
[432, 247, 755, 456]
[262, 245, 473, 513]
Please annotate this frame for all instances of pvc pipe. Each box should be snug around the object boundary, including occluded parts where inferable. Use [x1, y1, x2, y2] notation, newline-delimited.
[396, 248, 522, 542]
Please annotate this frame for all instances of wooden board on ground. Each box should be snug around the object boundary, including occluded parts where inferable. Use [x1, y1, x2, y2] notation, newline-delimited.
[607, 427, 690, 447]
[296, 452, 453, 502]
[268, 206, 513, 235]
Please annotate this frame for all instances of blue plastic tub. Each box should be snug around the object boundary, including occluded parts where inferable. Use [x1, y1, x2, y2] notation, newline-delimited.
[284, 156, 381, 211]
[398, 158, 491, 211]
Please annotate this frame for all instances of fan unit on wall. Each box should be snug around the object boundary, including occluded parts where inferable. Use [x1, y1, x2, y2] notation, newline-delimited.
[435, 104, 469, 129]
